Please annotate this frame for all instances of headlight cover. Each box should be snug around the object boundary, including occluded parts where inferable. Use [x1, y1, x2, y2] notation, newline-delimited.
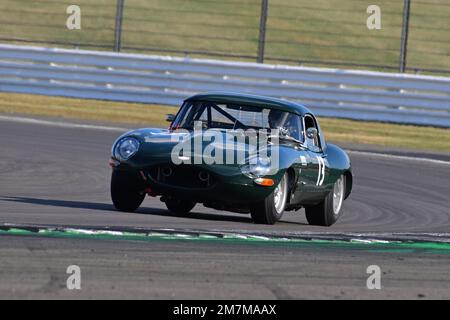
[240, 155, 272, 178]
[113, 137, 140, 161]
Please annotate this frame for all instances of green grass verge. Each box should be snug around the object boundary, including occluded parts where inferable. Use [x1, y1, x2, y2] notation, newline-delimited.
[1, 92, 450, 153]
[1, 0, 449, 72]
[0, 92, 177, 126]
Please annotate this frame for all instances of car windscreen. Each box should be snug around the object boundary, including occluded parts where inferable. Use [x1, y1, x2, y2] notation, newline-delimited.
[172, 101, 303, 141]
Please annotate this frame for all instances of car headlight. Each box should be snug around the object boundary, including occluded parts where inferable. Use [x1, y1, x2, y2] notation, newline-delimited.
[240, 156, 272, 178]
[113, 137, 140, 161]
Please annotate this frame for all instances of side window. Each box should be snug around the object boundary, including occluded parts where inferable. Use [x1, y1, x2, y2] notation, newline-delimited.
[283, 113, 303, 141]
[304, 115, 321, 151]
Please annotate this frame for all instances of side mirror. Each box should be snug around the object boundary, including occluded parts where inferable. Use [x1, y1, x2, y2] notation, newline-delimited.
[306, 127, 321, 152]
[166, 114, 175, 122]
[306, 127, 318, 140]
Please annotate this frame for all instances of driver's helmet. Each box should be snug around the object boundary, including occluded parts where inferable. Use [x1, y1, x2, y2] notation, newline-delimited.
[268, 109, 285, 129]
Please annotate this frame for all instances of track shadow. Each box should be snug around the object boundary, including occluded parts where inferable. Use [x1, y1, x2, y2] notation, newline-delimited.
[0, 196, 254, 224]
[140, 207, 253, 224]
[0, 196, 117, 212]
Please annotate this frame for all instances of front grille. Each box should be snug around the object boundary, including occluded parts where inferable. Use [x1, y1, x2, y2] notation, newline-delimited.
[148, 164, 217, 189]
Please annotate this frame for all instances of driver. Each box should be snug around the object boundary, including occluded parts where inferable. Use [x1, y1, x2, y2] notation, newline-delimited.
[268, 109, 285, 129]
[268, 109, 300, 139]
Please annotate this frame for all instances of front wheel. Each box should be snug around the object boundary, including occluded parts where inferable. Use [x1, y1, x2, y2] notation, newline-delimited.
[250, 173, 288, 225]
[111, 170, 145, 212]
[305, 174, 345, 226]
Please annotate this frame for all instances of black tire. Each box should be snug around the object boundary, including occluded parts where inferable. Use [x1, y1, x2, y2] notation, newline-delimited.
[250, 173, 288, 225]
[165, 199, 196, 215]
[305, 174, 345, 226]
[111, 170, 145, 212]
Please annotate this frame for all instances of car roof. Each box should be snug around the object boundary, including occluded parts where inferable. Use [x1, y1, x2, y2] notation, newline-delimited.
[184, 92, 312, 116]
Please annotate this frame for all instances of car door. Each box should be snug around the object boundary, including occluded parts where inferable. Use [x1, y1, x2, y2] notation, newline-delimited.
[280, 114, 318, 204]
[303, 114, 329, 202]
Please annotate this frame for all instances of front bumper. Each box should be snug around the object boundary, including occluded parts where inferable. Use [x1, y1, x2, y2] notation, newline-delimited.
[112, 162, 278, 204]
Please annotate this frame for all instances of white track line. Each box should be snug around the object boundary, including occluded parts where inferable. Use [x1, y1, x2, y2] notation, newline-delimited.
[1, 114, 449, 165]
[0, 115, 128, 132]
[347, 150, 450, 166]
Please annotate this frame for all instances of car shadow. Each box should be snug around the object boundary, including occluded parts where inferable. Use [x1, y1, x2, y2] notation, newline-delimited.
[0, 196, 254, 224]
[0, 196, 117, 212]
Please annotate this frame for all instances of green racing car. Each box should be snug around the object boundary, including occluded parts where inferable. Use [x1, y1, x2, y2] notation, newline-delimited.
[109, 92, 352, 226]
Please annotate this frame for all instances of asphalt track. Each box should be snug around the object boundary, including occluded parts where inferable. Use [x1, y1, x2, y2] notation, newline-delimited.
[1, 116, 450, 299]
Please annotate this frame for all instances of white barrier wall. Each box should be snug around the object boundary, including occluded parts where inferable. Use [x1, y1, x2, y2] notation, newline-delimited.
[0, 44, 449, 127]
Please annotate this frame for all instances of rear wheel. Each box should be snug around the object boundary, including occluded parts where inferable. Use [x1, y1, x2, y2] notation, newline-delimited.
[165, 198, 196, 215]
[305, 174, 345, 226]
[111, 170, 145, 212]
[250, 173, 288, 225]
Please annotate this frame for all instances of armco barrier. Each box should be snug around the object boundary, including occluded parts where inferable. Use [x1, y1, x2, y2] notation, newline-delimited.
[0, 44, 449, 127]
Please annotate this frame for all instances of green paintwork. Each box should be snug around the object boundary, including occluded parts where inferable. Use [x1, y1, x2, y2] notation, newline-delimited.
[111, 92, 352, 211]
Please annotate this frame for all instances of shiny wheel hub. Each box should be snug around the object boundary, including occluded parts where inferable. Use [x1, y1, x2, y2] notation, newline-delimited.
[274, 174, 287, 214]
[333, 175, 344, 215]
